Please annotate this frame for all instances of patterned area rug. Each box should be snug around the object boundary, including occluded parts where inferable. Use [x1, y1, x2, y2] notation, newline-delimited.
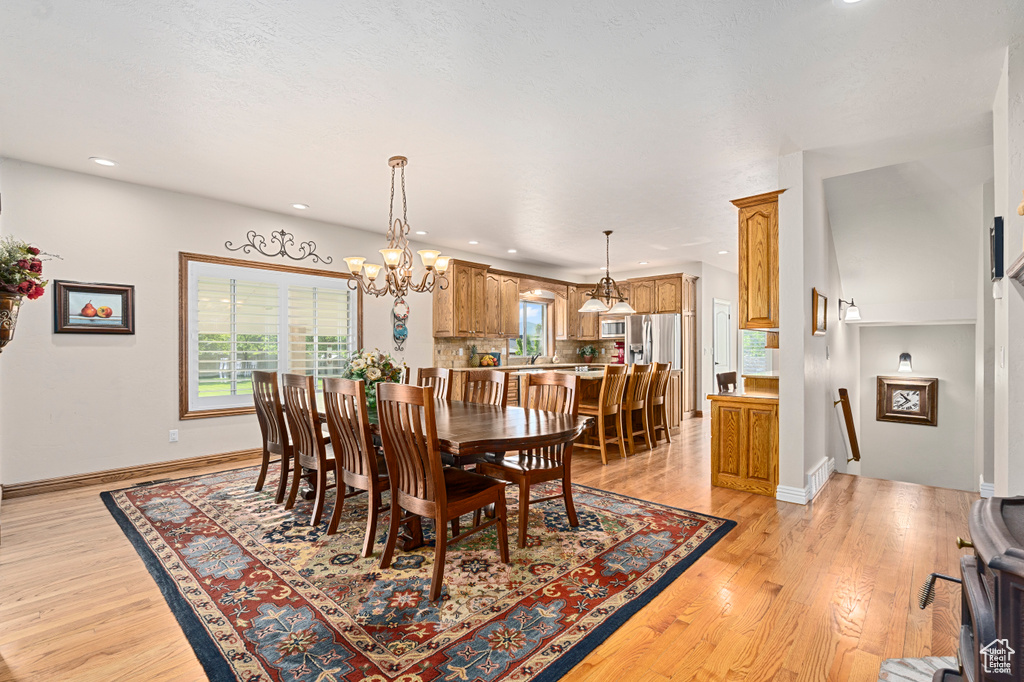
[878, 657, 958, 681]
[102, 464, 735, 682]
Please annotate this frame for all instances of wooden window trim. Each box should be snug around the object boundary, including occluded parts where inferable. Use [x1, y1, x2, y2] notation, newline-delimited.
[178, 252, 363, 420]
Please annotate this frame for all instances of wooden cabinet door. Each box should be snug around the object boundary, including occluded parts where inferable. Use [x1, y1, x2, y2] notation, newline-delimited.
[667, 370, 682, 429]
[500, 274, 520, 338]
[581, 310, 599, 340]
[655, 277, 681, 314]
[553, 292, 568, 340]
[471, 267, 487, 336]
[683, 313, 697, 413]
[453, 265, 476, 336]
[682, 276, 697, 313]
[744, 403, 778, 495]
[484, 271, 501, 337]
[711, 402, 745, 490]
[631, 280, 654, 314]
[566, 286, 581, 340]
[738, 200, 779, 329]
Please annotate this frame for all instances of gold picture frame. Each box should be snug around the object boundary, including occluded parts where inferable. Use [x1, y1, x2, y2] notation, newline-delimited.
[812, 288, 827, 336]
[876, 376, 938, 426]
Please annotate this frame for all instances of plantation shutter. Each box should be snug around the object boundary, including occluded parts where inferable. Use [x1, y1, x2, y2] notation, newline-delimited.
[287, 285, 354, 385]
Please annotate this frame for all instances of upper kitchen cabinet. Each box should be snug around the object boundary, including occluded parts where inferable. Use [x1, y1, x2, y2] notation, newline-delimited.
[499, 273, 520, 338]
[484, 271, 502, 337]
[566, 285, 600, 340]
[732, 190, 784, 330]
[433, 259, 489, 337]
[630, 279, 655, 314]
[655, 277, 681, 314]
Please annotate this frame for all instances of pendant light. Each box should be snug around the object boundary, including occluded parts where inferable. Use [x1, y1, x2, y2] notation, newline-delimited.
[579, 231, 635, 314]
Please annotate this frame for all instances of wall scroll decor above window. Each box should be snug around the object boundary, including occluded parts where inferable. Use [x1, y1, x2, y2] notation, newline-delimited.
[224, 229, 333, 264]
[876, 376, 938, 426]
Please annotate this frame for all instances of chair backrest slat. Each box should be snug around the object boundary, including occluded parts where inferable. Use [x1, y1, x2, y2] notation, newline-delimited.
[322, 377, 377, 483]
[519, 371, 580, 465]
[252, 371, 288, 454]
[281, 374, 327, 470]
[650, 362, 671, 402]
[377, 383, 444, 510]
[597, 364, 629, 413]
[463, 369, 508, 407]
[625, 363, 655, 407]
[416, 367, 452, 401]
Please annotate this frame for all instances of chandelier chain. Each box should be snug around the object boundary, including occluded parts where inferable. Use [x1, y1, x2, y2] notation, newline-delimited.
[389, 166, 396, 229]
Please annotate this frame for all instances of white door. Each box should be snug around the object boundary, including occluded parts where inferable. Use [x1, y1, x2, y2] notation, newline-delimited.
[713, 299, 731, 377]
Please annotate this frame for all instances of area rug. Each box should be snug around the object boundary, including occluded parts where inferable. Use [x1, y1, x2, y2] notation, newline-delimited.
[102, 464, 735, 682]
[878, 657, 958, 681]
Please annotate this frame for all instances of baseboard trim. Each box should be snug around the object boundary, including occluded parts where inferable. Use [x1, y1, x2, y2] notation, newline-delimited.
[776, 485, 809, 505]
[3, 448, 262, 499]
[980, 476, 995, 499]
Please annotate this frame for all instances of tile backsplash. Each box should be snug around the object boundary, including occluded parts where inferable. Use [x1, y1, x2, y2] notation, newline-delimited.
[431, 337, 619, 369]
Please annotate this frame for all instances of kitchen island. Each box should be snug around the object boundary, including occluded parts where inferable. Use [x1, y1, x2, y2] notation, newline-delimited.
[707, 389, 778, 497]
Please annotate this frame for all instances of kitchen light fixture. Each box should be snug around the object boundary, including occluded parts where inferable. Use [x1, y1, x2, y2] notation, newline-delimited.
[90, 157, 117, 167]
[839, 298, 861, 321]
[898, 352, 913, 373]
[578, 231, 635, 314]
[342, 156, 449, 298]
[291, 203, 309, 210]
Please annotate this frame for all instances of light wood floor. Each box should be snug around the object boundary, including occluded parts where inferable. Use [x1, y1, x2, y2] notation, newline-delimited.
[0, 418, 972, 681]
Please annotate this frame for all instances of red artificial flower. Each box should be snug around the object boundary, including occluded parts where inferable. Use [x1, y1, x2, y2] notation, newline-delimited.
[29, 260, 42, 274]
[27, 247, 40, 256]
[16, 259, 30, 270]
[26, 284, 44, 300]
[16, 281, 33, 295]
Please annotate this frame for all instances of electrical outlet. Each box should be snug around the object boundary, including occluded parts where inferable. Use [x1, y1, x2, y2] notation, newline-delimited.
[169, 429, 179, 443]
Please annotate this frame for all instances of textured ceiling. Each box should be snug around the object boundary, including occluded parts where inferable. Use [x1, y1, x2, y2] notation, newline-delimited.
[0, 1, 1018, 275]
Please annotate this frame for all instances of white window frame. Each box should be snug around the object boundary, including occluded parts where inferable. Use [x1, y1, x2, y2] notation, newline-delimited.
[179, 253, 361, 419]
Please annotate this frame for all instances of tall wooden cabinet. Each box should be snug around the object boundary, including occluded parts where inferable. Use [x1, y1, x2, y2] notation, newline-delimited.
[709, 394, 779, 496]
[433, 259, 490, 338]
[732, 190, 784, 330]
[499, 274, 520, 338]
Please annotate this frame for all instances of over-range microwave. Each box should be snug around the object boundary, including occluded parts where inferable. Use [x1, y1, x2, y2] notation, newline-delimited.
[600, 317, 626, 339]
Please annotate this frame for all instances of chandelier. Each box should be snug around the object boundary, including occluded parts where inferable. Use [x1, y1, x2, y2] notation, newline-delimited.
[343, 156, 450, 297]
[579, 231, 635, 314]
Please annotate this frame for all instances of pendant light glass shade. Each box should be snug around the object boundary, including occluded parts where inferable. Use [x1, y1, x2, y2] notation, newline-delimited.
[607, 300, 636, 314]
[579, 297, 610, 313]
[897, 352, 913, 373]
[845, 302, 861, 321]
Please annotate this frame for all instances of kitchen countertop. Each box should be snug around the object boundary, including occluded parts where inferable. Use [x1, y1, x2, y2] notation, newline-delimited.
[510, 367, 606, 379]
[707, 390, 779, 403]
[452, 363, 609, 372]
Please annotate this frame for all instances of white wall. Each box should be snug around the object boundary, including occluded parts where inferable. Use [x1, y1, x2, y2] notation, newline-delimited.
[0, 159, 570, 485]
[827, 219, 861, 476]
[858, 324, 976, 491]
[975, 181, 996, 490]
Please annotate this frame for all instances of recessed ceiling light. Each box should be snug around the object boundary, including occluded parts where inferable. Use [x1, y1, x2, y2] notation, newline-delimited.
[291, 203, 309, 210]
[90, 157, 117, 167]
[843, 0, 863, 3]
[599, 266, 608, 271]
[468, 240, 479, 245]
[718, 250, 729, 255]
[507, 249, 517, 254]
[639, 261, 649, 265]
[415, 230, 428, 235]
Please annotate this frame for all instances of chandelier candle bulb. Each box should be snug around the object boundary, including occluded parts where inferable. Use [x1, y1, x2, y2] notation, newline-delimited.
[362, 263, 384, 281]
[435, 256, 451, 274]
[344, 257, 366, 275]
[417, 250, 441, 269]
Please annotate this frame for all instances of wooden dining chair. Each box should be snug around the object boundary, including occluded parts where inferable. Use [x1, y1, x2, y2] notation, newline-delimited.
[416, 367, 453, 401]
[648, 363, 673, 446]
[321, 377, 390, 556]
[621, 363, 655, 455]
[401, 366, 411, 384]
[463, 369, 508, 407]
[475, 371, 580, 548]
[377, 383, 510, 602]
[281, 374, 336, 526]
[577, 364, 629, 465]
[251, 371, 292, 504]
[716, 371, 737, 393]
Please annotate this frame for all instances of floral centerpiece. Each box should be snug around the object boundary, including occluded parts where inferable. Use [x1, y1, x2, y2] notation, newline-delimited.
[341, 348, 406, 412]
[0, 235, 57, 352]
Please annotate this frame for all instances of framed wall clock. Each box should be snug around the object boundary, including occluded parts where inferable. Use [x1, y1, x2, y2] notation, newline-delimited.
[876, 376, 938, 426]
[812, 288, 827, 336]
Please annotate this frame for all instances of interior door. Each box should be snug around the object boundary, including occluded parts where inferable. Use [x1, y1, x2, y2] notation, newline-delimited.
[713, 299, 731, 377]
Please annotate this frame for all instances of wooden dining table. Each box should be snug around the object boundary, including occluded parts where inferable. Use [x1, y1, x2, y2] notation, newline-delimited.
[320, 399, 593, 550]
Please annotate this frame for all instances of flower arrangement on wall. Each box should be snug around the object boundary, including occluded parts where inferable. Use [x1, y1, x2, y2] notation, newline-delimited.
[0, 235, 54, 300]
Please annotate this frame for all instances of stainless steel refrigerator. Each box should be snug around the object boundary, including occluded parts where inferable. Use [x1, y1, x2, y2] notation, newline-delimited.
[625, 314, 681, 368]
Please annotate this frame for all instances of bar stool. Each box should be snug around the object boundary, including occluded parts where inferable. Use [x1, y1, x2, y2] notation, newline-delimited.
[576, 364, 629, 465]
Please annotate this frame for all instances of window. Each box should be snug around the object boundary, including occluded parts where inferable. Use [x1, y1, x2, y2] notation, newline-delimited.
[740, 330, 772, 374]
[180, 254, 360, 418]
[508, 300, 548, 356]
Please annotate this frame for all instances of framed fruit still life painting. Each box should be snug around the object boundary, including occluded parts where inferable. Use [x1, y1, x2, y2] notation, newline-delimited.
[876, 376, 938, 426]
[53, 281, 135, 334]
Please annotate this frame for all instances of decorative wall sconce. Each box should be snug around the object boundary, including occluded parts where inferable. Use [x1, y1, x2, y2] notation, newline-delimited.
[897, 352, 913, 373]
[838, 298, 861, 322]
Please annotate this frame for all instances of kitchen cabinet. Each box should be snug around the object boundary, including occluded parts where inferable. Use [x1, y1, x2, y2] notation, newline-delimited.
[484, 271, 501, 337]
[682, 276, 697, 313]
[630, 279, 655, 314]
[732, 190, 784, 329]
[655, 277, 681, 314]
[553, 291, 568, 341]
[433, 259, 489, 338]
[567, 285, 599, 340]
[765, 331, 779, 349]
[500, 274, 520, 338]
[709, 394, 778, 497]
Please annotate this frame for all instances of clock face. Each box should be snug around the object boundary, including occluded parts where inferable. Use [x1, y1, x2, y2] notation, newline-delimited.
[892, 389, 920, 412]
